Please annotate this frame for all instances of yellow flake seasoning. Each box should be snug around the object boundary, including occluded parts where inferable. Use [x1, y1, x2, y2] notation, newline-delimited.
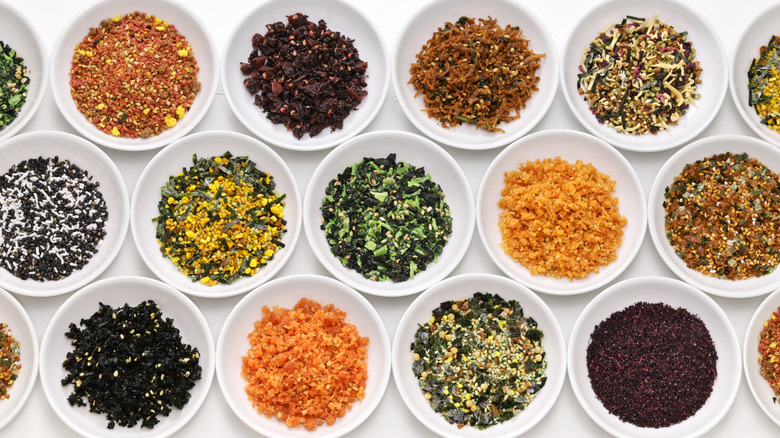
[154, 152, 286, 286]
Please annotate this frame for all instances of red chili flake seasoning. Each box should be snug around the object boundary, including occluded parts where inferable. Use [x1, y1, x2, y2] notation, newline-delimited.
[241, 13, 367, 139]
[586, 302, 717, 428]
[758, 307, 780, 398]
[69, 12, 201, 139]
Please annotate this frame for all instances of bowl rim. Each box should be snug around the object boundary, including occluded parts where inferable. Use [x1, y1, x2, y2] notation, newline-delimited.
[391, 0, 559, 150]
[49, 0, 219, 151]
[215, 273, 391, 438]
[220, 0, 390, 151]
[476, 128, 647, 295]
[302, 129, 475, 297]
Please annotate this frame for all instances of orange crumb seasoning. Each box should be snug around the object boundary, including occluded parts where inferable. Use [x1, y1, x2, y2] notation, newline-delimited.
[497, 157, 626, 279]
[241, 298, 368, 430]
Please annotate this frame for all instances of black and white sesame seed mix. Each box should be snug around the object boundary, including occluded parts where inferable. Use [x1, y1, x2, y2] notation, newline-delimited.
[0, 156, 108, 281]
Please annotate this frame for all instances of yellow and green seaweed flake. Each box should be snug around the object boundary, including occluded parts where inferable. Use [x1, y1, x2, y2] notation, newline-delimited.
[153, 152, 286, 286]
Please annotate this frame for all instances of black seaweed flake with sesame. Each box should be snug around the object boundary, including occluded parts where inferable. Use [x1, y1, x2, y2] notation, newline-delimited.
[0, 156, 107, 281]
[320, 153, 452, 282]
[61, 300, 202, 429]
[663, 152, 780, 280]
[410, 292, 547, 429]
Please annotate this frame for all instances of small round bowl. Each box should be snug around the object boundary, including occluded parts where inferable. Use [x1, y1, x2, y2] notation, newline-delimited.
[221, 0, 389, 151]
[0, 131, 129, 297]
[476, 129, 646, 295]
[216, 274, 391, 438]
[744, 287, 780, 427]
[647, 135, 780, 298]
[303, 130, 474, 297]
[39, 276, 215, 438]
[560, 0, 727, 152]
[392, 0, 558, 150]
[730, 3, 780, 147]
[0, 2, 48, 143]
[568, 276, 740, 438]
[0, 287, 38, 432]
[392, 273, 566, 437]
[131, 130, 301, 298]
[50, 0, 218, 151]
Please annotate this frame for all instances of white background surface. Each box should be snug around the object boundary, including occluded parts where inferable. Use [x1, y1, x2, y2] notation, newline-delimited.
[2, 0, 777, 436]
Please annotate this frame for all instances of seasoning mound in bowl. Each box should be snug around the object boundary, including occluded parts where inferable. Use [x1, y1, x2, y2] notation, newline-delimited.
[69, 11, 201, 139]
[758, 306, 780, 398]
[410, 292, 546, 429]
[0, 322, 20, 400]
[0, 41, 29, 133]
[320, 153, 453, 282]
[409, 16, 544, 132]
[498, 157, 626, 280]
[241, 12, 367, 140]
[153, 152, 286, 286]
[748, 35, 780, 132]
[587, 301, 717, 428]
[61, 300, 202, 429]
[0, 156, 108, 281]
[663, 152, 780, 280]
[241, 298, 368, 430]
[577, 15, 701, 135]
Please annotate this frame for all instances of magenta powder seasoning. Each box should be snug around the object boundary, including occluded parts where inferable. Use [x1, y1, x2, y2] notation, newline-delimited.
[586, 302, 717, 428]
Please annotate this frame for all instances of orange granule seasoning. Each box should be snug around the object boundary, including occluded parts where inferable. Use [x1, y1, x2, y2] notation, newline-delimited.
[241, 298, 369, 430]
[497, 157, 626, 279]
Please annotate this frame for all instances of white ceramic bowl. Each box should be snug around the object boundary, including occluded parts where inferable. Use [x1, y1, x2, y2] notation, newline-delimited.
[303, 130, 474, 296]
[216, 274, 390, 438]
[0, 287, 38, 432]
[50, 0, 218, 151]
[647, 135, 780, 297]
[392, 0, 558, 150]
[131, 130, 301, 298]
[221, 0, 389, 151]
[39, 276, 215, 438]
[392, 273, 566, 437]
[730, 3, 780, 147]
[0, 131, 129, 297]
[568, 276, 740, 438]
[744, 287, 780, 427]
[560, 0, 727, 152]
[476, 129, 646, 295]
[0, 2, 48, 143]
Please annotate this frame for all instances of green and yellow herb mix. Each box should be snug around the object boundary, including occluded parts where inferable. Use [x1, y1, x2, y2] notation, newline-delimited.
[411, 293, 546, 429]
[154, 152, 286, 286]
[748, 35, 780, 132]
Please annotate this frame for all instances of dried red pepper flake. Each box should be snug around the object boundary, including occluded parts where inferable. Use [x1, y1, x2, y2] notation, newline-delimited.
[69, 12, 201, 139]
[241, 12, 368, 140]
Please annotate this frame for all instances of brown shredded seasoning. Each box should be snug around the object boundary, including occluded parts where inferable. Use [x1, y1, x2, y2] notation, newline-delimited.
[69, 12, 201, 139]
[241, 298, 368, 430]
[498, 157, 626, 279]
[663, 152, 780, 279]
[409, 16, 544, 132]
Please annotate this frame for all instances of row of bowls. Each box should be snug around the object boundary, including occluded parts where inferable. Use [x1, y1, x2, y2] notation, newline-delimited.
[2, 129, 777, 300]
[5, 0, 780, 152]
[4, 271, 780, 438]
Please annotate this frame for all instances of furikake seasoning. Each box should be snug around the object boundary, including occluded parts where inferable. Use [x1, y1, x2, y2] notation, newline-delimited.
[663, 152, 780, 280]
[61, 300, 201, 429]
[320, 153, 452, 282]
[0, 156, 108, 281]
[759, 306, 780, 399]
[0, 40, 29, 132]
[587, 302, 717, 428]
[69, 12, 201, 139]
[241, 12, 367, 139]
[409, 16, 544, 132]
[577, 15, 701, 135]
[748, 35, 780, 132]
[411, 293, 546, 429]
[0, 323, 21, 400]
[154, 152, 286, 286]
